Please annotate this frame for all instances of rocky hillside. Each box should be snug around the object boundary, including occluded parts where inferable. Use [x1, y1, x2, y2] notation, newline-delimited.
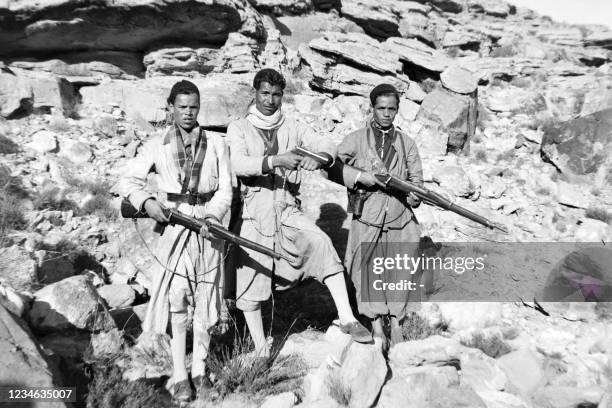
[1, 0, 611, 407]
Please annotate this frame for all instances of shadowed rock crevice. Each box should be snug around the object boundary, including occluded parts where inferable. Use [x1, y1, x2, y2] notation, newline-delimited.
[0, 0, 257, 57]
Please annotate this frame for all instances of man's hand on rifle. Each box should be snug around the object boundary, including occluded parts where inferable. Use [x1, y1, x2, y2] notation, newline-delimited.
[201, 216, 221, 238]
[407, 192, 421, 208]
[272, 152, 302, 170]
[144, 198, 169, 223]
[299, 156, 321, 171]
[356, 172, 381, 188]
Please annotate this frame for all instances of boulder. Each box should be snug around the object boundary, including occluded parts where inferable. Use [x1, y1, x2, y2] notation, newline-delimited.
[554, 180, 589, 209]
[497, 349, 545, 397]
[434, 302, 503, 331]
[398, 12, 435, 46]
[9, 55, 141, 82]
[468, 1, 514, 17]
[432, 165, 475, 197]
[442, 29, 482, 49]
[97, 284, 136, 309]
[429, 386, 487, 408]
[384, 37, 452, 73]
[25, 130, 58, 153]
[339, 342, 387, 408]
[250, 0, 312, 15]
[485, 86, 541, 113]
[426, 0, 463, 13]
[15, 69, 79, 116]
[541, 108, 612, 178]
[214, 33, 260, 74]
[584, 31, 612, 49]
[58, 138, 93, 164]
[80, 74, 253, 127]
[260, 392, 298, 408]
[417, 88, 477, 151]
[474, 391, 529, 408]
[0, 68, 32, 118]
[278, 325, 351, 368]
[389, 335, 466, 370]
[277, 13, 365, 51]
[34, 247, 85, 285]
[0, 246, 38, 292]
[377, 366, 459, 407]
[575, 219, 610, 242]
[309, 32, 402, 74]
[537, 28, 583, 47]
[0, 283, 29, 317]
[407, 116, 449, 158]
[300, 44, 410, 96]
[440, 65, 478, 95]
[0, 304, 67, 408]
[460, 350, 507, 392]
[533, 385, 605, 408]
[340, 0, 399, 40]
[29, 275, 116, 332]
[143, 46, 219, 77]
[541, 247, 612, 302]
[0, 0, 264, 57]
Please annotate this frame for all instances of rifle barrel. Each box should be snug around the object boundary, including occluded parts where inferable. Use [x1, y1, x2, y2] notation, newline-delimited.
[376, 175, 508, 233]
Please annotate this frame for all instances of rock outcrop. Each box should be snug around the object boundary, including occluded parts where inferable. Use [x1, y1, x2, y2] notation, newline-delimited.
[0, 0, 264, 56]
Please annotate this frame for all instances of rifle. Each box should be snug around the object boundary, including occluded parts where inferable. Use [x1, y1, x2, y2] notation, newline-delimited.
[375, 174, 508, 233]
[120, 199, 291, 261]
[292, 146, 508, 233]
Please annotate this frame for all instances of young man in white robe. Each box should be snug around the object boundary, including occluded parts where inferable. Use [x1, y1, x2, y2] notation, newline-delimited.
[117, 80, 232, 402]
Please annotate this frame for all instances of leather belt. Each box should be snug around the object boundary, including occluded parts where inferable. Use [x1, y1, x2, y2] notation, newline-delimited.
[165, 191, 213, 205]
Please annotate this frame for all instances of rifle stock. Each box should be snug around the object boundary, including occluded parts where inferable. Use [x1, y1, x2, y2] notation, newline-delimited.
[120, 199, 291, 261]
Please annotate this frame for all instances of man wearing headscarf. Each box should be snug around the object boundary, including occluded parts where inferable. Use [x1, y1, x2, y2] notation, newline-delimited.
[117, 80, 232, 402]
[337, 83, 424, 348]
[226, 68, 371, 357]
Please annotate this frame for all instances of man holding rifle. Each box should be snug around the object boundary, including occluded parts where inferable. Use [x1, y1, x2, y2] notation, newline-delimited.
[117, 80, 232, 402]
[226, 68, 371, 358]
[337, 84, 424, 348]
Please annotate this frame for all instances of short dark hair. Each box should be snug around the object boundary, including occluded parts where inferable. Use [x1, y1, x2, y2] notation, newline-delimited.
[253, 68, 286, 91]
[370, 83, 400, 106]
[167, 80, 200, 104]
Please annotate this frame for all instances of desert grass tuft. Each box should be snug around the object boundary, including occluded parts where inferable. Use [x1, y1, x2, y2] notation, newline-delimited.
[401, 312, 446, 342]
[326, 370, 351, 407]
[461, 332, 512, 358]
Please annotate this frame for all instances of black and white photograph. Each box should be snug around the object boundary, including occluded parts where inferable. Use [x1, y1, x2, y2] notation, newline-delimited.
[0, 0, 611, 406]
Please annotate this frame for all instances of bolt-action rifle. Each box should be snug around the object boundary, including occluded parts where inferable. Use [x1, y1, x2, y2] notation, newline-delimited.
[120, 199, 291, 260]
[292, 147, 508, 233]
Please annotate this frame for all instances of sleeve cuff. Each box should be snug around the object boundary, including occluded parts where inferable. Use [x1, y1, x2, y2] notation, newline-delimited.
[129, 191, 155, 212]
[262, 155, 274, 173]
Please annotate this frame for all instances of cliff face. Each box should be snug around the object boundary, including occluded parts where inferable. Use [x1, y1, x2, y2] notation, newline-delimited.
[0, 0, 611, 407]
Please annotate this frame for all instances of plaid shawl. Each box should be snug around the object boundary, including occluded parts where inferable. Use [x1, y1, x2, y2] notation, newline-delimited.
[170, 123, 207, 194]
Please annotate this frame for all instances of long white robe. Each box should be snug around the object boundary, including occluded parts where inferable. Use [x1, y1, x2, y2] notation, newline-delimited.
[116, 127, 232, 334]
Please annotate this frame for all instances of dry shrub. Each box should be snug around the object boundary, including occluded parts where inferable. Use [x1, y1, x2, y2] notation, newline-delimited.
[326, 370, 350, 407]
[85, 354, 171, 408]
[401, 312, 446, 342]
[0, 166, 27, 241]
[206, 328, 307, 403]
[32, 187, 79, 212]
[461, 332, 511, 358]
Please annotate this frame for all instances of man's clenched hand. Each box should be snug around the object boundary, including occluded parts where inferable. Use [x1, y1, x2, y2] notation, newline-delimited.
[144, 199, 169, 223]
[272, 152, 302, 170]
